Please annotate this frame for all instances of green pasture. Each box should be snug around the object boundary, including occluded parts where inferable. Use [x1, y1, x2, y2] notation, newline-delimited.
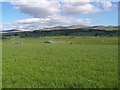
[2, 36, 118, 88]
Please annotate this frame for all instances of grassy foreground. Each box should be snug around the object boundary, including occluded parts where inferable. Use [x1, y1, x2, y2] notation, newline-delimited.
[0, 40, 2, 89]
[2, 36, 118, 88]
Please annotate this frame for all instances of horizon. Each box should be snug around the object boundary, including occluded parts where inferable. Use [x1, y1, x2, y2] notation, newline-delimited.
[0, 25, 118, 32]
[0, 0, 119, 31]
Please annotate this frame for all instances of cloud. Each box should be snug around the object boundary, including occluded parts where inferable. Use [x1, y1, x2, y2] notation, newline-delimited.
[2, 17, 92, 30]
[1, 0, 113, 17]
[47, 16, 92, 26]
[62, 1, 113, 15]
[0, 25, 2, 31]
[8, 0, 61, 18]
[1, 0, 114, 30]
[100, 1, 112, 10]
[62, 3, 100, 14]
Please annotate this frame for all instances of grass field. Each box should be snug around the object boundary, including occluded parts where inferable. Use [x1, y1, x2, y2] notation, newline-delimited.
[0, 40, 2, 89]
[2, 36, 118, 88]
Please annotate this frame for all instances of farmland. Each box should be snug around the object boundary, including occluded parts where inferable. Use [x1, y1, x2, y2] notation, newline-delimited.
[2, 36, 118, 88]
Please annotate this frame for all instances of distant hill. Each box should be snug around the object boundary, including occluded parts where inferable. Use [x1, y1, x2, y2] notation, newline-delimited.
[1, 29, 21, 33]
[1, 25, 118, 33]
[1, 29, 32, 33]
[42, 25, 89, 31]
[90, 26, 118, 31]
[41, 25, 118, 31]
[1, 25, 118, 39]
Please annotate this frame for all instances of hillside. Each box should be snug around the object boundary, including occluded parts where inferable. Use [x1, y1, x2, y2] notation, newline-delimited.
[41, 25, 118, 31]
[42, 25, 89, 31]
[1, 25, 118, 39]
[90, 26, 118, 31]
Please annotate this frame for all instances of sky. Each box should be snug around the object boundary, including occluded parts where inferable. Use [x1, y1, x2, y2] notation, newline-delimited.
[0, 0, 119, 31]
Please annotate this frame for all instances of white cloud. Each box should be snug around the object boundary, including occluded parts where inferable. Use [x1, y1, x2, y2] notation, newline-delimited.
[1, 0, 113, 17]
[62, 1, 113, 15]
[47, 16, 92, 26]
[2, 16, 92, 30]
[101, 1, 112, 10]
[63, 3, 100, 14]
[0, 22, 3, 31]
[0, 25, 2, 31]
[1, 0, 114, 30]
[8, 0, 61, 18]
[15, 18, 42, 24]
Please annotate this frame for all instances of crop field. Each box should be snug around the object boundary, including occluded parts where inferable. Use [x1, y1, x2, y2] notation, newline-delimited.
[2, 36, 118, 88]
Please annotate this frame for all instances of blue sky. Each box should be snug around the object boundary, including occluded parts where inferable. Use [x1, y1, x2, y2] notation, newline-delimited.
[0, 0, 119, 30]
[2, 2, 30, 22]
